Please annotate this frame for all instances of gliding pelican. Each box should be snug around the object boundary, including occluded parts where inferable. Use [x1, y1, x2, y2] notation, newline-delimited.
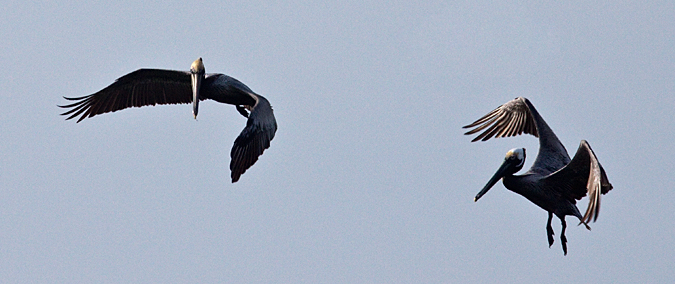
[59, 58, 277, 183]
[463, 97, 612, 255]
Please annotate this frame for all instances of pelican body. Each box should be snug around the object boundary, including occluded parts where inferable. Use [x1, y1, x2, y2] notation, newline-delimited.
[60, 58, 277, 183]
[464, 97, 612, 255]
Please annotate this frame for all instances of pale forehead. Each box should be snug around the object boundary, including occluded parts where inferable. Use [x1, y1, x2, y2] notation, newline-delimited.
[507, 148, 524, 159]
[191, 58, 204, 71]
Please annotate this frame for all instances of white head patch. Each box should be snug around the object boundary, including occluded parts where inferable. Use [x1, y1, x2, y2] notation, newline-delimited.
[191, 57, 204, 73]
[506, 148, 525, 167]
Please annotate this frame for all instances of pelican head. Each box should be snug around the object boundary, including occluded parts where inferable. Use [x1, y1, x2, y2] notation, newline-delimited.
[474, 148, 526, 202]
[190, 58, 205, 119]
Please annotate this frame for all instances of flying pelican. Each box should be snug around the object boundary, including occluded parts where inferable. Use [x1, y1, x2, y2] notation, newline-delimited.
[463, 97, 612, 255]
[59, 58, 277, 183]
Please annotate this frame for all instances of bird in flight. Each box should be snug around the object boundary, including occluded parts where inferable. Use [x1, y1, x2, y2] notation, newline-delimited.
[464, 97, 612, 255]
[60, 58, 277, 183]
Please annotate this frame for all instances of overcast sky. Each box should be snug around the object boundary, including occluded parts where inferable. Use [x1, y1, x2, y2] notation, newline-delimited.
[1, 1, 674, 283]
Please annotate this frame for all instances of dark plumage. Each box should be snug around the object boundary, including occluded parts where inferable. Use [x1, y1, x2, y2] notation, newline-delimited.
[60, 58, 277, 183]
[464, 97, 612, 255]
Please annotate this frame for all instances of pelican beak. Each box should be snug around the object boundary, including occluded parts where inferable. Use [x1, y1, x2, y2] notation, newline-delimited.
[190, 58, 205, 119]
[191, 72, 202, 119]
[474, 159, 513, 202]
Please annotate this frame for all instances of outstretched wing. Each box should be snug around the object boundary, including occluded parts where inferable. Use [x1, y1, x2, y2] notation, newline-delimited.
[200, 74, 277, 183]
[543, 140, 613, 223]
[463, 97, 538, 142]
[59, 69, 199, 122]
[463, 97, 570, 175]
[228, 94, 277, 183]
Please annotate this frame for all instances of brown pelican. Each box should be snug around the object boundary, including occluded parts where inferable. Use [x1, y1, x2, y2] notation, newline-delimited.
[59, 58, 277, 183]
[463, 97, 612, 255]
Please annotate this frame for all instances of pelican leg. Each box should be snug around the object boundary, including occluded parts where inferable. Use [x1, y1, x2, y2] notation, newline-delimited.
[547, 212, 554, 247]
[236, 105, 249, 118]
[560, 218, 568, 255]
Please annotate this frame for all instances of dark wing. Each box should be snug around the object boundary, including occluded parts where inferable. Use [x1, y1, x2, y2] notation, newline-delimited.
[229, 94, 277, 183]
[201, 74, 277, 183]
[542, 140, 613, 223]
[202, 74, 277, 183]
[463, 97, 538, 142]
[464, 97, 570, 175]
[201, 74, 257, 106]
[59, 69, 199, 122]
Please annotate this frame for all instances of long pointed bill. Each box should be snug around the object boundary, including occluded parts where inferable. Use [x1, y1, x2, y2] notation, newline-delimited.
[474, 159, 512, 202]
[191, 72, 202, 119]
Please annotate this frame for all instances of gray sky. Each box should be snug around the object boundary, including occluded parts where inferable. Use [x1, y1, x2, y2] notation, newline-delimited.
[1, 0, 673, 282]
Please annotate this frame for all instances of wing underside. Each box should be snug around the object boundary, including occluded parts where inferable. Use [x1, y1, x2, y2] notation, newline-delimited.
[543, 140, 613, 223]
[60, 69, 196, 122]
[463, 97, 538, 142]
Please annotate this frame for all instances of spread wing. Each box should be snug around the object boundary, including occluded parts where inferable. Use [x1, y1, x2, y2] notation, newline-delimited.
[463, 97, 570, 175]
[542, 140, 613, 223]
[59, 69, 199, 122]
[200, 74, 278, 183]
[463, 97, 538, 142]
[228, 94, 277, 183]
